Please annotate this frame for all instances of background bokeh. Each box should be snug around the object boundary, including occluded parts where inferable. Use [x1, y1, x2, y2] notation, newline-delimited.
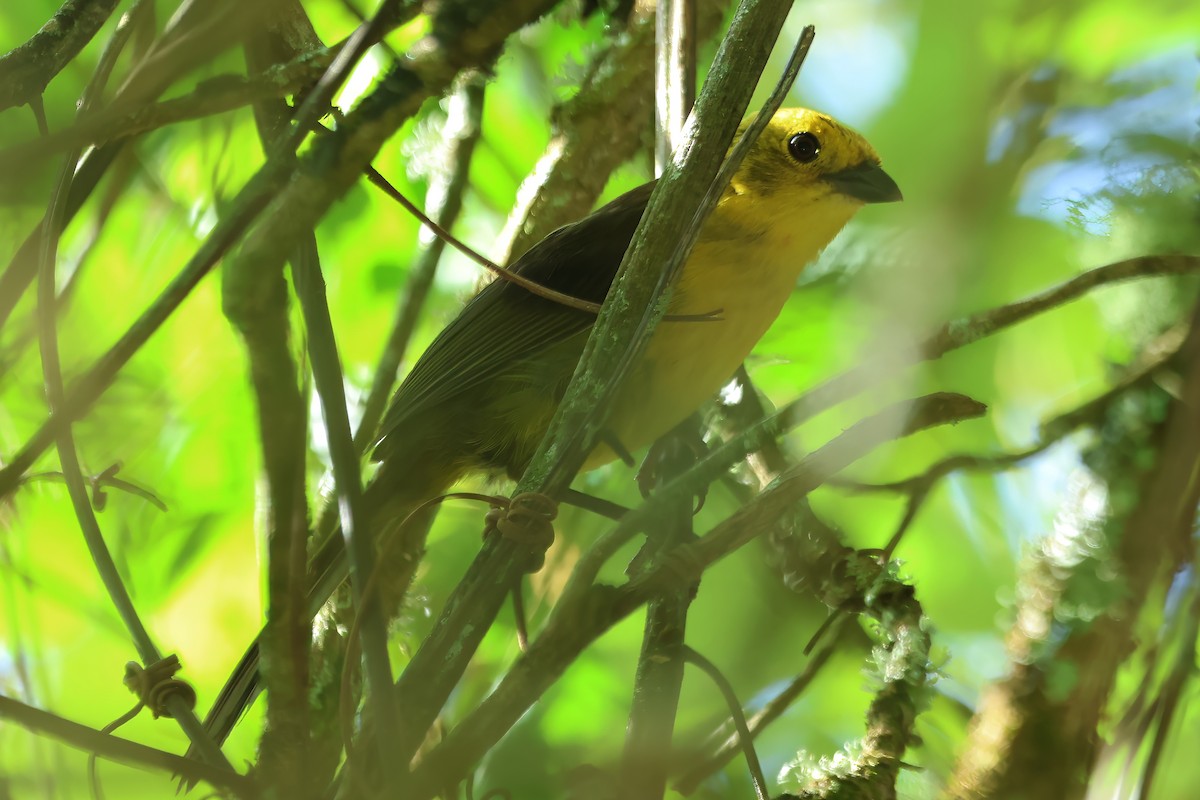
[0, 0, 1197, 797]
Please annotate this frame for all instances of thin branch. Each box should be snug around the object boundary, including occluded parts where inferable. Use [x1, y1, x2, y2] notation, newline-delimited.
[830, 322, 1187, 554]
[769, 255, 1200, 449]
[673, 618, 850, 795]
[0, 45, 339, 168]
[88, 699, 144, 800]
[681, 647, 769, 800]
[655, 0, 697, 173]
[777, 569, 930, 797]
[22, 464, 169, 512]
[0, 695, 254, 797]
[364, 170, 617, 317]
[0, 0, 121, 112]
[292, 232, 405, 785]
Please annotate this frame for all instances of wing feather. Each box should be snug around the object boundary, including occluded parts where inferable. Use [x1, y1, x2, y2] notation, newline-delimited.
[373, 181, 656, 458]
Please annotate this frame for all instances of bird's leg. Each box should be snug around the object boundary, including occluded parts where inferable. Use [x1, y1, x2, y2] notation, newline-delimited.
[635, 413, 710, 509]
[599, 429, 637, 467]
[560, 488, 630, 521]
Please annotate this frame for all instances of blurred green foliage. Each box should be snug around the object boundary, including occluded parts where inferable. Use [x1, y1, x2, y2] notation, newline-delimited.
[0, 0, 1197, 798]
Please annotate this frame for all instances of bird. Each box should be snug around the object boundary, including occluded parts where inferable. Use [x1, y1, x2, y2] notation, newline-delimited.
[196, 106, 901, 753]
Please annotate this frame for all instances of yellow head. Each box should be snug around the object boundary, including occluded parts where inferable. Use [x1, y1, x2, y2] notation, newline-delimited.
[731, 107, 900, 202]
[710, 107, 901, 249]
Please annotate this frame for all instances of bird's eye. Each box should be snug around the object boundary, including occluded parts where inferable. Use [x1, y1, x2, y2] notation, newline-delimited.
[787, 132, 820, 163]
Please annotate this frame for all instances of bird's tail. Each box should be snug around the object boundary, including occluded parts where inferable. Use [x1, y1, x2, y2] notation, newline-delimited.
[190, 460, 444, 762]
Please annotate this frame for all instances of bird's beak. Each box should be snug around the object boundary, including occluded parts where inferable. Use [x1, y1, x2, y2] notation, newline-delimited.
[826, 161, 903, 203]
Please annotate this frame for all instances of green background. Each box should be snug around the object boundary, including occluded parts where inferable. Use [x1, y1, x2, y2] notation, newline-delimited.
[0, 0, 1197, 797]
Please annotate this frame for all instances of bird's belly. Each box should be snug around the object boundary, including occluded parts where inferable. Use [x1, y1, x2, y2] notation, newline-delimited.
[585, 256, 798, 469]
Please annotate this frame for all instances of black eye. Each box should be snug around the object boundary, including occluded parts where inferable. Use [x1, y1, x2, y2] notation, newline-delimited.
[788, 132, 820, 163]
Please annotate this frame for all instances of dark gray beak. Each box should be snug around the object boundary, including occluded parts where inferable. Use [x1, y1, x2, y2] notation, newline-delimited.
[826, 161, 903, 203]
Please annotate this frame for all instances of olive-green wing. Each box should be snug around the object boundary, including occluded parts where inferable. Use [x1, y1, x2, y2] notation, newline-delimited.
[373, 180, 656, 459]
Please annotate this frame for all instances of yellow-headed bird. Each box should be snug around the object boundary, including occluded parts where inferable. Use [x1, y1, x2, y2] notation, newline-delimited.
[200, 107, 900, 747]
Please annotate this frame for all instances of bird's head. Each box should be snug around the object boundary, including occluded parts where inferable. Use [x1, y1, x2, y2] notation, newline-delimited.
[720, 106, 900, 226]
[708, 107, 900, 251]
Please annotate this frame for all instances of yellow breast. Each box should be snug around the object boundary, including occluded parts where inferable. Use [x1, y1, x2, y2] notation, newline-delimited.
[586, 197, 857, 469]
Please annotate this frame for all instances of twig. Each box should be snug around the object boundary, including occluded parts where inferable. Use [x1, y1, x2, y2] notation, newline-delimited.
[673, 618, 850, 795]
[681, 647, 769, 800]
[777, 570, 930, 797]
[655, 0, 697, 172]
[22, 464, 169, 512]
[0, 695, 253, 796]
[367, 167, 720, 321]
[89, 699, 145, 800]
[354, 74, 487, 450]
[336, 0, 404, 63]
[0, 46, 340, 168]
[771, 256, 1200, 452]
[830, 323, 1187, 556]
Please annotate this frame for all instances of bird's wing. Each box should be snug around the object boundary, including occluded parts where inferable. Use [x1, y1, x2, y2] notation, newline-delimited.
[373, 180, 656, 457]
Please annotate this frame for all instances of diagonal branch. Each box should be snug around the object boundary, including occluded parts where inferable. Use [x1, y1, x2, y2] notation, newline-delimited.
[0, 0, 121, 112]
[0, 695, 253, 796]
[405, 393, 985, 799]
[0, 44, 339, 169]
